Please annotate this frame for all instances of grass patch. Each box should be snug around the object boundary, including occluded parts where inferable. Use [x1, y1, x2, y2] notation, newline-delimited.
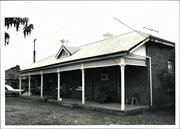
[5, 97, 175, 125]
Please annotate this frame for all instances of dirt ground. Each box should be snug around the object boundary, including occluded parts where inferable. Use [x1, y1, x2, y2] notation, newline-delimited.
[5, 97, 175, 125]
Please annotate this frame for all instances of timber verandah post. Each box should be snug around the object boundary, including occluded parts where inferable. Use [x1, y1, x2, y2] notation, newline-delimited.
[119, 58, 126, 110]
[81, 64, 85, 104]
[57, 69, 62, 101]
[40, 72, 43, 98]
[28, 74, 31, 96]
[19, 76, 22, 95]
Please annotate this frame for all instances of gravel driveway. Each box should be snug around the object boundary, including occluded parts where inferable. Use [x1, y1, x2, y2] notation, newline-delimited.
[5, 97, 175, 125]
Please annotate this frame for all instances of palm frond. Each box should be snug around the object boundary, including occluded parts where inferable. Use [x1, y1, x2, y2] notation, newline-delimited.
[5, 17, 34, 45]
[23, 24, 34, 38]
[5, 32, 10, 46]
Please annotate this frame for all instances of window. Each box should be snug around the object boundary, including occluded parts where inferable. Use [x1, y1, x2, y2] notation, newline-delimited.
[167, 61, 173, 72]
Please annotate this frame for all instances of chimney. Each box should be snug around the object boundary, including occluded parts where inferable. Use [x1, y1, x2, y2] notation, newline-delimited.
[33, 39, 36, 63]
[103, 32, 113, 39]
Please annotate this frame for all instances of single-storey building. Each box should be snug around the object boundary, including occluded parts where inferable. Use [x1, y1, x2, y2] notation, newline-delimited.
[19, 31, 175, 110]
[5, 65, 20, 89]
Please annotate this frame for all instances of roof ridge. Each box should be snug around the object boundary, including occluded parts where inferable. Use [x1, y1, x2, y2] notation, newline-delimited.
[80, 31, 143, 48]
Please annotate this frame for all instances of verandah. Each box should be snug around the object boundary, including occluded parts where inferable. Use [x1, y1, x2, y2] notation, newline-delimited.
[19, 56, 151, 110]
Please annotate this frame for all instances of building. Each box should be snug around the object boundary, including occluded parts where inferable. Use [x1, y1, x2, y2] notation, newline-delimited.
[19, 31, 175, 110]
[5, 65, 20, 89]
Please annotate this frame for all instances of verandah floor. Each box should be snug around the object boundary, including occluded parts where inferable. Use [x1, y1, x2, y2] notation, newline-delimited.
[48, 98, 149, 114]
[20, 95, 149, 114]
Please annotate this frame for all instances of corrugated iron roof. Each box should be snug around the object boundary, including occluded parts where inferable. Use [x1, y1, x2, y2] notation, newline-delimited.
[65, 46, 80, 55]
[21, 31, 174, 71]
[22, 31, 149, 70]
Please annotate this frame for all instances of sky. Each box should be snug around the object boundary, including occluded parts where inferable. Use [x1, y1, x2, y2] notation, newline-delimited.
[1, 1, 179, 70]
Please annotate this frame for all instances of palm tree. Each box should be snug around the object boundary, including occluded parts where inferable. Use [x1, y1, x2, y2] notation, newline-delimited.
[5, 17, 34, 46]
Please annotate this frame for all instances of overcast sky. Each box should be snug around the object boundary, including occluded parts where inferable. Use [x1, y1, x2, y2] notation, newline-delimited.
[1, 1, 179, 70]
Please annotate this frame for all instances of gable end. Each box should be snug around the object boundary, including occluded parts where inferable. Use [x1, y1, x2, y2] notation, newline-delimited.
[56, 46, 71, 59]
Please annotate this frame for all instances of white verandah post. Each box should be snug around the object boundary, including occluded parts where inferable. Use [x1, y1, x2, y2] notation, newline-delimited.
[120, 65, 125, 110]
[81, 65, 85, 104]
[40, 73, 43, 98]
[19, 77, 22, 95]
[147, 56, 153, 107]
[57, 71, 62, 101]
[120, 57, 126, 111]
[28, 75, 31, 96]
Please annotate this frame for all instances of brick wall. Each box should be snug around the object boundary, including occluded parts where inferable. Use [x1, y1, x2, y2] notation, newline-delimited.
[146, 41, 175, 105]
[5, 65, 20, 88]
[125, 66, 149, 105]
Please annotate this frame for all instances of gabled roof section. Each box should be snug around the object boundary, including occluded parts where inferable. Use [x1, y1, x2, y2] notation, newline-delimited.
[129, 32, 175, 53]
[149, 35, 175, 47]
[55, 45, 80, 59]
[65, 46, 80, 54]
